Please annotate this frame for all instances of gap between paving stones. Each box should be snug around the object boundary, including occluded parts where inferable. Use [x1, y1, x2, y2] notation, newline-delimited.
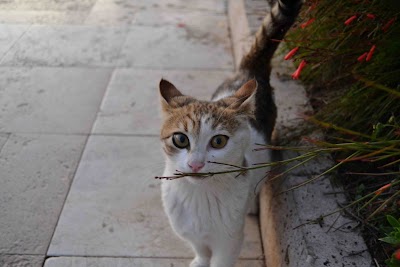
[228, 0, 373, 266]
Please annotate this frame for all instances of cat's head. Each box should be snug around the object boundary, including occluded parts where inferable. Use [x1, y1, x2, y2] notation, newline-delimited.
[159, 79, 257, 183]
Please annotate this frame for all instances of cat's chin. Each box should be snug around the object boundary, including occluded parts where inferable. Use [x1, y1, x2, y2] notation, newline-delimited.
[185, 176, 207, 184]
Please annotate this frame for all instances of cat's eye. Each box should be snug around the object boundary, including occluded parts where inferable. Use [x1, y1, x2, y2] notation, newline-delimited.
[210, 135, 229, 149]
[172, 133, 190, 149]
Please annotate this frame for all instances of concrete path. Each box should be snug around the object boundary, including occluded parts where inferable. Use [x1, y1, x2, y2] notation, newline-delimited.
[0, 1, 264, 266]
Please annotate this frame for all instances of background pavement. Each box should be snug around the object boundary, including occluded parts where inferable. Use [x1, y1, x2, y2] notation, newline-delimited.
[0, 0, 265, 266]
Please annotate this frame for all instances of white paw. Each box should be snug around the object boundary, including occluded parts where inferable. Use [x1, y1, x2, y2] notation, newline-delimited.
[189, 257, 210, 267]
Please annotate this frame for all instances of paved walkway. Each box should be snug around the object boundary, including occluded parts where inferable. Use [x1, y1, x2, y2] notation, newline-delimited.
[0, 1, 264, 266]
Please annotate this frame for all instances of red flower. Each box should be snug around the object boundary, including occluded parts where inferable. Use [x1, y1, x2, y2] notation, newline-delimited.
[382, 17, 396, 32]
[292, 60, 307, 80]
[366, 45, 376, 61]
[301, 18, 315, 29]
[394, 249, 400, 261]
[357, 52, 368, 62]
[366, 14, 376, 20]
[375, 183, 391, 196]
[284, 47, 299, 60]
[344, 15, 357, 25]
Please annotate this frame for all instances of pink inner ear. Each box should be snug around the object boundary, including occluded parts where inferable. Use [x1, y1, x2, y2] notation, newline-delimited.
[234, 79, 257, 100]
[159, 79, 183, 103]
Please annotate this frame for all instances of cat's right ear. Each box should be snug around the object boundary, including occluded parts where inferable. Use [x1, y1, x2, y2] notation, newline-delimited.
[159, 79, 183, 112]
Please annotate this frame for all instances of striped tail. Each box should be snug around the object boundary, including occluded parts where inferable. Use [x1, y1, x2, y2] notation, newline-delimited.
[239, 0, 303, 78]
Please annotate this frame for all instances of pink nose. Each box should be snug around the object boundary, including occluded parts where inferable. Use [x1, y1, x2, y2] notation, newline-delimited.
[188, 162, 205, 172]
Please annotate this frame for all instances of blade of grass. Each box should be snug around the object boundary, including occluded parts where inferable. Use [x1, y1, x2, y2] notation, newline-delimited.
[278, 151, 361, 194]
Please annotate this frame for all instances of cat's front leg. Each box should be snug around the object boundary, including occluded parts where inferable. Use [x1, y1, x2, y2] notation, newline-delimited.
[189, 241, 211, 267]
[210, 232, 244, 267]
[247, 194, 259, 215]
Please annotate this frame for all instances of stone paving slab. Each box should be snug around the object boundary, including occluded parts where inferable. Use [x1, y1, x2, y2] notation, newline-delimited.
[0, 67, 112, 134]
[0, 133, 9, 151]
[85, 2, 227, 30]
[84, 0, 139, 26]
[48, 135, 263, 259]
[0, 0, 96, 11]
[134, 9, 227, 28]
[0, 24, 29, 59]
[92, 0, 226, 13]
[44, 257, 264, 267]
[0, 134, 86, 254]
[92, 69, 232, 135]
[0, 25, 128, 67]
[117, 25, 233, 69]
[0, 10, 88, 24]
[0, 23, 232, 69]
[0, 254, 44, 267]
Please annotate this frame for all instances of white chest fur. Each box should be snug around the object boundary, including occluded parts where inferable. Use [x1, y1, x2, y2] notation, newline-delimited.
[161, 175, 249, 242]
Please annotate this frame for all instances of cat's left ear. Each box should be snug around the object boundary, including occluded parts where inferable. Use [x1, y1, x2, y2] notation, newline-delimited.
[232, 79, 257, 115]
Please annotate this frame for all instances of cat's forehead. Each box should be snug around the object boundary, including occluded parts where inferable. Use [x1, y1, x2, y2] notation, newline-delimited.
[160, 101, 240, 139]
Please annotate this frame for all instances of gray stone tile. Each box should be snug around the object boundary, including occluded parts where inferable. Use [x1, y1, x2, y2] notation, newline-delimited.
[47, 135, 190, 258]
[84, 0, 139, 26]
[0, 0, 225, 12]
[117, 25, 233, 69]
[0, 133, 9, 152]
[48, 136, 263, 259]
[0, 134, 86, 254]
[0, 10, 87, 24]
[0, 67, 112, 134]
[85, 2, 226, 26]
[134, 0, 226, 12]
[0, 0, 96, 11]
[0, 25, 128, 67]
[144, 0, 226, 13]
[0, 25, 29, 59]
[92, 69, 233, 135]
[134, 8, 228, 27]
[0, 255, 44, 267]
[44, 257, 264, 267]
[83, 0, 226, 13]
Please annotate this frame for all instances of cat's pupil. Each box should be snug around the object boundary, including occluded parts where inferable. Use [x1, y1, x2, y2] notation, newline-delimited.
[179, 136, 185, 143]
[216, 138, 222, 144]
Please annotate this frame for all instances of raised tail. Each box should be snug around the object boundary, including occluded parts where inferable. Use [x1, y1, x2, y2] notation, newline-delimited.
[239, 0, 303, 78]
[213, 0, 302, 142]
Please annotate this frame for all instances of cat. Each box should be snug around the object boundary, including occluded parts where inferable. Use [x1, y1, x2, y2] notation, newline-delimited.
[158, 0, 302, 266]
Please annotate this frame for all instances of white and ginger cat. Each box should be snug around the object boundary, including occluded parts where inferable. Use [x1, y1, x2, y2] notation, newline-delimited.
[158, 0, 302, 266]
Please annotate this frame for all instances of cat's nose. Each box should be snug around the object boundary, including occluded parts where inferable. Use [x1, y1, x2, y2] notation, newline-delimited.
[188, 162, 205, 173]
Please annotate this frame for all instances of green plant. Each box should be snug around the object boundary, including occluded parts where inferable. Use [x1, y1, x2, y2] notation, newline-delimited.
[380, 215, 400, 246]
[386, 256, 400, 267]
[282, 0, 400, 264]
[380, 216, 400, 267]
